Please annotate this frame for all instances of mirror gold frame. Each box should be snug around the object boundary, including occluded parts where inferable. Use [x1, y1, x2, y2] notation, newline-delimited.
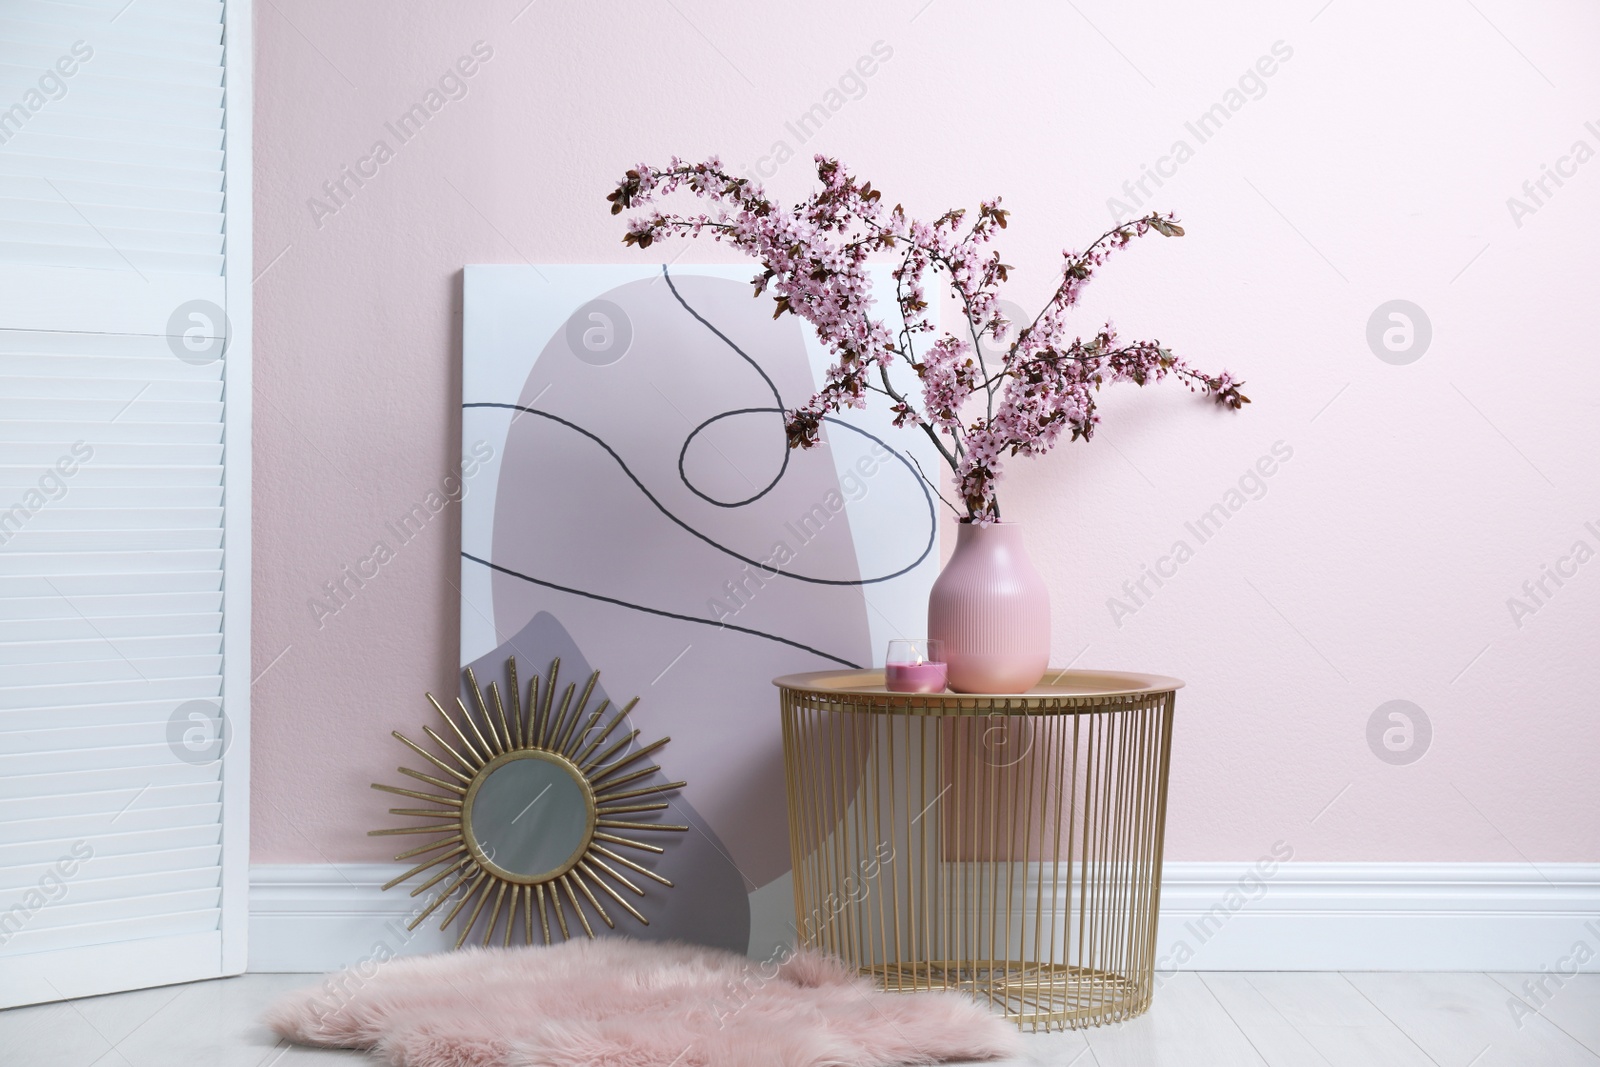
[462, 748, 596, 884]
[370, 657, 685, 948]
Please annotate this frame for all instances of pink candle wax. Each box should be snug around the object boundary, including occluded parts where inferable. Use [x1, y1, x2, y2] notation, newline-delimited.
[885, 660, 948, 693]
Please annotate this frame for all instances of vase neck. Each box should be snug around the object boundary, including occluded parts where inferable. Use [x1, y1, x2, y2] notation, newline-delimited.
[956, 521, 1024, 548]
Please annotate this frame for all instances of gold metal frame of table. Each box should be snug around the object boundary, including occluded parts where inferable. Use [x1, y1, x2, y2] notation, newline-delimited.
[774, 669, 1183, 1031]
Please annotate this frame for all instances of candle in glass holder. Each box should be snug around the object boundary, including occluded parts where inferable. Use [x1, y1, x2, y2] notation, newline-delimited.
[884, 639, 947, 693]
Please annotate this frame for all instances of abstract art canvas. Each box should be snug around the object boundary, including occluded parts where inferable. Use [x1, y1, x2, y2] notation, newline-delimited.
[459, 264, 939, 955]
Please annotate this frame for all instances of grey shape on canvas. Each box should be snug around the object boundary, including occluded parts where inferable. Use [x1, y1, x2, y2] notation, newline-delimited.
[463, 610, 751, 953]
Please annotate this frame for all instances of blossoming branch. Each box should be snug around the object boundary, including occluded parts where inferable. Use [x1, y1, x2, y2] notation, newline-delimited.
[609, 155, 1248, 522]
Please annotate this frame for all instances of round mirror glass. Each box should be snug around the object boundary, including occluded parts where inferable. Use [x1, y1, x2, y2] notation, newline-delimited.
[467, 753, 593, 882]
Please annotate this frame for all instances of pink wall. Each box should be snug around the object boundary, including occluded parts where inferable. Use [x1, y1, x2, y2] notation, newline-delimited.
[253, 0, 1600, 864]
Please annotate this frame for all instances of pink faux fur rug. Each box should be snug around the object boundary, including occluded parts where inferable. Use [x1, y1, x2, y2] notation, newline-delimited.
[265, 938, 1021, 1067]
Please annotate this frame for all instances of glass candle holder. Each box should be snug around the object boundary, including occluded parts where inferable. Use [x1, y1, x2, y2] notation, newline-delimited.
[884, 638, 947, 693]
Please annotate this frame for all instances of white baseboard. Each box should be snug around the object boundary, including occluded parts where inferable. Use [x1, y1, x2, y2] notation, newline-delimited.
[250, 864, 459, 973]
[1151, 861, 1599, 973]
[249, 861, 1600, 974]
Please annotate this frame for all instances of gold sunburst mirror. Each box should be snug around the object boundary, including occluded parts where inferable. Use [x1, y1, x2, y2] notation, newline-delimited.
[370, 657, 685, 948]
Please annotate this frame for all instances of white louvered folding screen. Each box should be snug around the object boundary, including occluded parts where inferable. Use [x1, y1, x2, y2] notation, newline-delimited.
[0, 0, 249, 1006]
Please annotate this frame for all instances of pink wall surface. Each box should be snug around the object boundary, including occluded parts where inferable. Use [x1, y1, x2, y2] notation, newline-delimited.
[252, 0, 1600, 864]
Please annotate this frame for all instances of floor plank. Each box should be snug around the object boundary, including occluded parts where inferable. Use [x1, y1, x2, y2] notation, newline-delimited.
[69, 983, 189, 1051]
[1346, 971, 1600, 1067]
[966, 1029, 1092, 1067]
[0, 998, 120, 1067]
[1202, 972, 1435, 1067]
[99, 973, 320, 1067]
[1486, 974, 1600, 1058]
[1079, 971, 1269, 1067]
[86, 1041, 368, 1067]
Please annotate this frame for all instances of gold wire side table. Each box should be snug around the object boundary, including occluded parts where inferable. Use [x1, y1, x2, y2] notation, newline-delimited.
[775, 669, 1182, 1031]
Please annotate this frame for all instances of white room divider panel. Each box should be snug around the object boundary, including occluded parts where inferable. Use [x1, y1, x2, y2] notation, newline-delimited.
[0, 0, 250, 1007]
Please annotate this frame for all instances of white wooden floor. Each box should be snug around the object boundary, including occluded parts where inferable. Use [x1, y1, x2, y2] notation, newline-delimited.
[1, 971, 1595, 1066]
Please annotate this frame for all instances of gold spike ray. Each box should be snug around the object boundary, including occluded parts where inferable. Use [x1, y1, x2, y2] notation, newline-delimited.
[463, 667, 503, 756]
[454, 695, 499, 763]
[574, 697, 636, 766]
[508, 658, 524, 748]
[556, 671, 600, 753]
[428, 693, 487, 766]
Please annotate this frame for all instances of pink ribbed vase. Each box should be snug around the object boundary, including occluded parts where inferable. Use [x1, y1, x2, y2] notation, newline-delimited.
[927, 522, 1051, 694]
